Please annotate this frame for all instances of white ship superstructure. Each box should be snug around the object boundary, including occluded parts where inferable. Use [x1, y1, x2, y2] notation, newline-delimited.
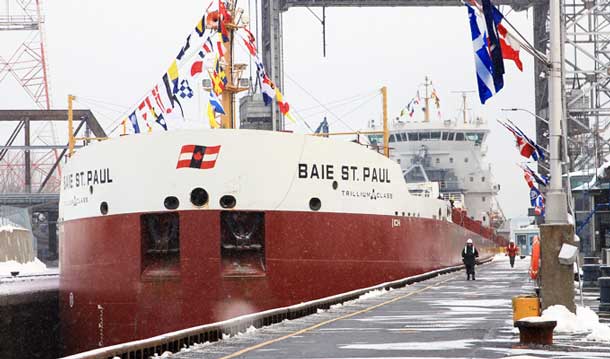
[367, 117, 502, 227]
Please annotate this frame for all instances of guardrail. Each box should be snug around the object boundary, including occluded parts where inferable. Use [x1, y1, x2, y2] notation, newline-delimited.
[61, 258, 493, 359]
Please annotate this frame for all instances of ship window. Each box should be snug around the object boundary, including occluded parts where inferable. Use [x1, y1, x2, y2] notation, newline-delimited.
[464, 157, 469, 163]
[435, 158, 440, 164]
[481, 176, 486, 182]
[400, 133, 407, 141]
[368, 134, 382, 145]
[408, 132, 418, 141]
[221, 211, 266, 277]
[483, 216, 486, 222]
[389, 134, 396, 143]
[448, 132, 455, 141]
[442, 132, 449, 140]
[455, 132, 465, 141]
[395, 134, 403, 142]
[470, 176, 474, 182]
[419, 132, 431, 140]
[466, 132, 484, 145]
[449, 157, 454, 164]
[431, 132, 441, 140]
[482, 196, 486, 202]
[141, 212, 180, 278]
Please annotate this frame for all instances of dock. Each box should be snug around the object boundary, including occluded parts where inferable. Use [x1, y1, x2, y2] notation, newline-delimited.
[171, 256, 610, 359]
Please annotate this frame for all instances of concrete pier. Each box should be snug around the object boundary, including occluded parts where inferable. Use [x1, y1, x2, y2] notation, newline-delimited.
[170, 257, 610, 359]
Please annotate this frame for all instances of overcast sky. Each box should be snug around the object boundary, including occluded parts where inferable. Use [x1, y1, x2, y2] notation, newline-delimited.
[0, 0, 538, 220]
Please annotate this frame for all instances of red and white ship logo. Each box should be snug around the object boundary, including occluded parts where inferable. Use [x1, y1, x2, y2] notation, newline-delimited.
[176, 145, 221, 169]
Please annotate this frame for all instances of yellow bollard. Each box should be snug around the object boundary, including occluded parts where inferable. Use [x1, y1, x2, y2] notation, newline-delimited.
[512, 295, 540, 322]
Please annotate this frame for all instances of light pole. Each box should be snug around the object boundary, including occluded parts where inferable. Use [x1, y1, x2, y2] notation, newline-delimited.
[539, 0, 576, 313]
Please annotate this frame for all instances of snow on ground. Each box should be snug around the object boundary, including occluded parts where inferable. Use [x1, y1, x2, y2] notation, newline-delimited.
[535, 305, 610, 342]
[339, 339, 478, 351]
[0, 258, 47, 276]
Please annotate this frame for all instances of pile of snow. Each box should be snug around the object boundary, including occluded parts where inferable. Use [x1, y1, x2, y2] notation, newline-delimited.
[0, 258, 47, 276]
[0, 224, 24, 233]
[537, 305, 610, 342]
[358, 288, 392, 300]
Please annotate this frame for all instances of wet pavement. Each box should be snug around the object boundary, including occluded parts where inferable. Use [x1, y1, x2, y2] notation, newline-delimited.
[172, 256, 610, 359]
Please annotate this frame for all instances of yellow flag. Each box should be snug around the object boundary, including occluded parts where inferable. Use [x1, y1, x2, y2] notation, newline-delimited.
[168, 60, 179, 81]
[286, 112, 296, 123]
[208, 103, 220, 128]
[275, 88, 283, 102]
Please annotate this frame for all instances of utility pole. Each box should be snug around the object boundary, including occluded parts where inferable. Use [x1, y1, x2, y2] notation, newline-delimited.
[539, 0, 576, 313]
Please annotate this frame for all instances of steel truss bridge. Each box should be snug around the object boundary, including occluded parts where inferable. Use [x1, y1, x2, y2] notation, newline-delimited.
[261, 0, 609, 177]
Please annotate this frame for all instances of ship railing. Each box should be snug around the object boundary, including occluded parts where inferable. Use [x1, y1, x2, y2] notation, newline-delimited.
[441, 192, 465, 205]
[59, 259, 494, 359]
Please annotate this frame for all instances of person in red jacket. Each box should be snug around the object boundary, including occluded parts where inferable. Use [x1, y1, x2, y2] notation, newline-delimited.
[507, 239, 519, 268]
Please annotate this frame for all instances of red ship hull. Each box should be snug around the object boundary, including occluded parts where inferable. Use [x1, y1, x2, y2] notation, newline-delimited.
[59, 209, 496, 355]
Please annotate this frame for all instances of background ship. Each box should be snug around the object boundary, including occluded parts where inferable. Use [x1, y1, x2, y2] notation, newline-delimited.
[365, 79, 506, 230]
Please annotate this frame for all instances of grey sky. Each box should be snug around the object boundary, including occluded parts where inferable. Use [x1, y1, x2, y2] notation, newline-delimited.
[1, 0, 538, 219]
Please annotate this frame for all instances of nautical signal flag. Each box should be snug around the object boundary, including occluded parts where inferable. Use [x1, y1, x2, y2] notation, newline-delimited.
[482, 0, 505, 92]
[176, 145, 221, 170]
[498, 23, 523, 71]
[207, 103, 221, 128]
[522, 164, 549, 187]
[498, 120, 545, 161]
[466, 4, 503, 104]
[209, 91, 225, 114]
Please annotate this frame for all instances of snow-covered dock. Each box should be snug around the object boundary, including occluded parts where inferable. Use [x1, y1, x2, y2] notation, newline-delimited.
[169, 256, 610, 359]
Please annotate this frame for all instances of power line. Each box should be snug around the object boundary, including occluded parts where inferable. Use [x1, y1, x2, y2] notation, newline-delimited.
[285, 72, 379, 132]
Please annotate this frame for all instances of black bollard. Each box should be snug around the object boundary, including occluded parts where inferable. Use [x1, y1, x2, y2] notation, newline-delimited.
[600, 277, 610, 313]
[601, 265, 610, 278]
[582, 264, 601, 287]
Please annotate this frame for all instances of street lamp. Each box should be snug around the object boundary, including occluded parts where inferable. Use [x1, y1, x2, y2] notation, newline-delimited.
[501, 108, 548, 124]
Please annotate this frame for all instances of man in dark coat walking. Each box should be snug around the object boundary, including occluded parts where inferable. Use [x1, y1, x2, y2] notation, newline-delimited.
[462, 238, 479, 280]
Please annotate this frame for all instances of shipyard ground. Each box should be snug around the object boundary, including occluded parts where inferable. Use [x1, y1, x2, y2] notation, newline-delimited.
[172, 256, 610, 359]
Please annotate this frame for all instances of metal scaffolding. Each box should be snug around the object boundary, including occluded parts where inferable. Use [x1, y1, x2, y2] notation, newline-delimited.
[563, 0, 610, 172]
[0, 0, 51, 110]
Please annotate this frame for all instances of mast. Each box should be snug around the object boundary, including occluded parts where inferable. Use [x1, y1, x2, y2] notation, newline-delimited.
[462, 92, 467, 124]
[424, 76, 430, 123]
[382, 86, 389, 158]
[219, 2, 248, 129]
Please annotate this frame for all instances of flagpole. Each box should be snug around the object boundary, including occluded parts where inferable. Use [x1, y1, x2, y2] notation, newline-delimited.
[538, 0, 576, 314]
[546, 0, 567, 224]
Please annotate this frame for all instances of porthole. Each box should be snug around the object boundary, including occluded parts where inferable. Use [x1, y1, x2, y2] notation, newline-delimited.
[220, 195, 236, 209]
[332, 181, 338, 190]
[309, 197, 322, 211]
[100, 202, 108, 215]
[395, 211, 399, 216]
[190, 188, 209, 207]
[164, 196, 180, 210]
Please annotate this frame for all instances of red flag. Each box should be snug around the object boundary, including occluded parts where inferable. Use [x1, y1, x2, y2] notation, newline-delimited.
[243, 38, 257, 56]
[498, 23, 523, 71]
[219, 0, 231, 42]
[524, 171, 534, 188]
[191, 61, 203, 76]
[517, 137, 535, 158]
